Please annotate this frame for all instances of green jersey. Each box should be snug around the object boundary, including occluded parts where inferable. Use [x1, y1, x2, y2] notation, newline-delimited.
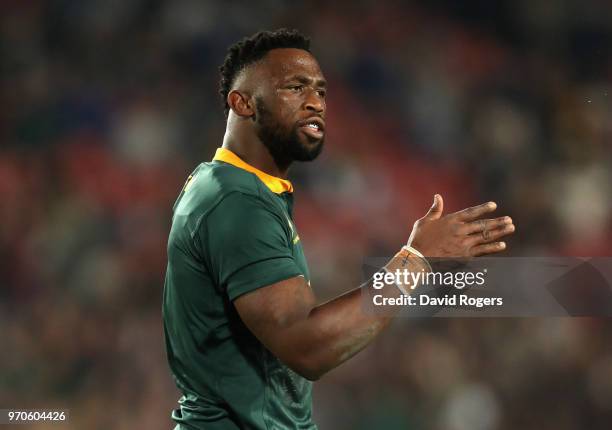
[163, 147, 316, 429]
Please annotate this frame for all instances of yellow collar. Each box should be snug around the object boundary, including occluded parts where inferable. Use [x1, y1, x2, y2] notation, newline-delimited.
[213, 147, 293, 194]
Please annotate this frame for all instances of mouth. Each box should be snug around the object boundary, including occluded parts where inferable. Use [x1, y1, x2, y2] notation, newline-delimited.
[298, 117, 325, 140]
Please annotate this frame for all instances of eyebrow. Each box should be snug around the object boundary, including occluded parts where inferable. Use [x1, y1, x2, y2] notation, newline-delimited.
[285, 74, 327, 88]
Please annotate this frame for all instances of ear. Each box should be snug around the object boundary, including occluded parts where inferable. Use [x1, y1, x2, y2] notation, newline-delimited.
[227, 90, 255, 118]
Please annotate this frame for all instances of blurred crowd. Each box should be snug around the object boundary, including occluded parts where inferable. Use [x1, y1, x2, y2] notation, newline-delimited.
[1, 1, 612, 429]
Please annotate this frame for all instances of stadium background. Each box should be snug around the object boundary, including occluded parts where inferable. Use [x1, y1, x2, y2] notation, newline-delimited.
[1, 1, 612, 429]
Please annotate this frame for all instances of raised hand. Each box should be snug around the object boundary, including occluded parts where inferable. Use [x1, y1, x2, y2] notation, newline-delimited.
[407, 194, 515, 258]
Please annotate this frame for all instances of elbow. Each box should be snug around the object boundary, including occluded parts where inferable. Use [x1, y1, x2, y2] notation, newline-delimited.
[292, 365, 324, 381]
[297, 367, 324, 382]
[286, 355, 329, 381]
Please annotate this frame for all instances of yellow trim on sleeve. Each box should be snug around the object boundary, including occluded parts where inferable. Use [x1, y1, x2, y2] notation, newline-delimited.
[212, 147, 294, 194]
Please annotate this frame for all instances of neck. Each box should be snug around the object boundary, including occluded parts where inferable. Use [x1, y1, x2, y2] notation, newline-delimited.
[222, 119, 290, 179]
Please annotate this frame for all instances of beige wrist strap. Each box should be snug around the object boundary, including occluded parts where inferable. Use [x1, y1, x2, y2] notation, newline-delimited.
[383, 247, 431, 295]
[401, 245, 432, 272]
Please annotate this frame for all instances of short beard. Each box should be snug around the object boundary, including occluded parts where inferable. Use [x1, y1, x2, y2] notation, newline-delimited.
[254, 98, 324, 171]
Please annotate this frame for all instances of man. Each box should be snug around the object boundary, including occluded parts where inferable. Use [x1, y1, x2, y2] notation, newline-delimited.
[162, 29, 515, 429]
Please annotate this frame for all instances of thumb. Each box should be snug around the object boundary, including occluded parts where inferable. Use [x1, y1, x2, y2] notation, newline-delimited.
[424, 194, 444, 220]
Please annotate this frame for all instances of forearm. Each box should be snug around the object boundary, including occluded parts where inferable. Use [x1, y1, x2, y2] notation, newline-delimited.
[288, 282, 397, 379]
[274, 249, 429, 380]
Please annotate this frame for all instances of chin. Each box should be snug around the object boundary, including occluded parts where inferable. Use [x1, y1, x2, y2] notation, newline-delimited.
[293, 139, 324, 162]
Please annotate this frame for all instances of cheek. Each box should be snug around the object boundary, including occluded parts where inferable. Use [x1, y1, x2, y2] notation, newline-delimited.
[275, 90, 302, 108]
[279, 96, 303, 119]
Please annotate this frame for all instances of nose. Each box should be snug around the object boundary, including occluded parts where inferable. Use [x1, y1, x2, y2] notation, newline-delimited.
[304, 90, 325, 114]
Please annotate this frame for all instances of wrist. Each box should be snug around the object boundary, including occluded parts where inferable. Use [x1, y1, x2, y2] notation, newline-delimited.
[383, 247, 431, 295]
[401, 245, 432, 272]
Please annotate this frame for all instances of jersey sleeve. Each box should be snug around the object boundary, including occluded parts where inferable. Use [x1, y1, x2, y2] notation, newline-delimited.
[202, 192, 303, 301]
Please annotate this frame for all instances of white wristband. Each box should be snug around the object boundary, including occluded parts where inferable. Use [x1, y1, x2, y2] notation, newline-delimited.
[402, 245, 432, 272]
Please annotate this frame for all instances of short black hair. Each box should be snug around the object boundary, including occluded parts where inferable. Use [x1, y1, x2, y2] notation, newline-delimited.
[219, 28, 311, 117]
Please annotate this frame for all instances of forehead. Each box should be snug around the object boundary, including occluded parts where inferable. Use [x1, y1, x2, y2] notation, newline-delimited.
[257, 48, 324, 81]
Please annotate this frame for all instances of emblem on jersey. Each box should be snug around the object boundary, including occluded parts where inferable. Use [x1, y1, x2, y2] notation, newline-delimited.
[183, 174, 195, 192]
[285, 214, 300, 244]
[285, 215, 294, 234]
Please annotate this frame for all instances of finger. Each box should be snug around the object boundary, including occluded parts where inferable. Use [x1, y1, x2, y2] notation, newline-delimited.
[466, 223, 516, 246]
[453, 201, 497, 222]
[470, 241, 506, 257]
[423, 194, 444, 221]
[460, 216, 513, 235]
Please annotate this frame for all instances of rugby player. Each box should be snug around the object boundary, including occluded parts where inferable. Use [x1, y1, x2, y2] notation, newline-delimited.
[162, 29, 515, 429]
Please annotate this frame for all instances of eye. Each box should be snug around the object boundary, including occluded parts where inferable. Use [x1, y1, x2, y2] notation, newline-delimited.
[317, 89, 326, 97]
[289, 85, 303, 92]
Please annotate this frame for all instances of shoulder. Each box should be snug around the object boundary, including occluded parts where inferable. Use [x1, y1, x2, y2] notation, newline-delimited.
[174, 161, 265, 219]
[171, 161, 290, 242]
